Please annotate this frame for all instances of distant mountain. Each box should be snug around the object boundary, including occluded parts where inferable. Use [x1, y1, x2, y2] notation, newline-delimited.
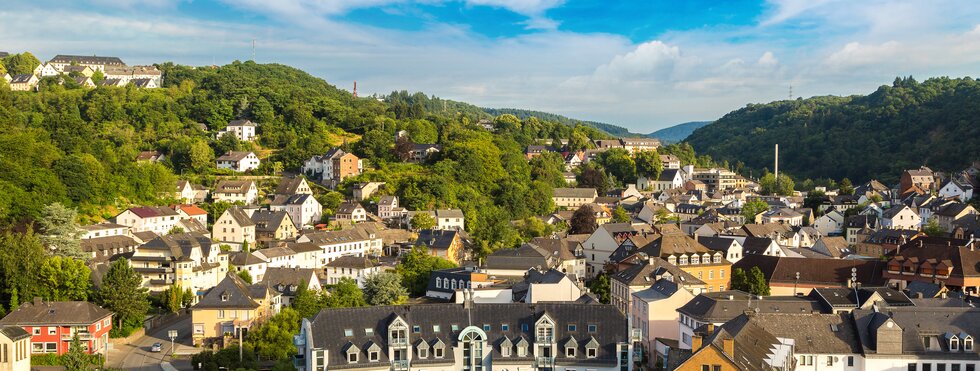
[685, 76, 980, 183]
[483, 108, 637, 137]
[646, 121, 712, 142]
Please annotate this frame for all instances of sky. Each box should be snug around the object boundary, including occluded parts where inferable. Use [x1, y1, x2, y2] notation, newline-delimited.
[3, 1, 980, 132]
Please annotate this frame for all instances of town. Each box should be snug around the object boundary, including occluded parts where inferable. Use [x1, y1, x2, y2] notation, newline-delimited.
[1, 42, 980, 371]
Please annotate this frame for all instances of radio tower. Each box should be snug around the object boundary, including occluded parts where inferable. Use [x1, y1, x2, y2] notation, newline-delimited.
[251, 39, 256, 62]
[352, 81, 358, 98]
[789, 85, 793, 100]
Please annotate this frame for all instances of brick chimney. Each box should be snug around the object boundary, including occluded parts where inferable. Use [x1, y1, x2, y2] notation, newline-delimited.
[691, 335, 703, 350]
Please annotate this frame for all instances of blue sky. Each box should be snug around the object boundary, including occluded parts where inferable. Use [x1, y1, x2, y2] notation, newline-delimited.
[3, 0, 980, 132]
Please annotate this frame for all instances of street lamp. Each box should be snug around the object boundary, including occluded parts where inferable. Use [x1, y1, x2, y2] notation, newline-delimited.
[794, 272, 800, 296]
[168, 330, 178, 357]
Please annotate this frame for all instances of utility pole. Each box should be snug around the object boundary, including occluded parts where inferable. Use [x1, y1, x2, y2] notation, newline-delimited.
[251, 39, 256, 62]
[789, 85, 793, 100]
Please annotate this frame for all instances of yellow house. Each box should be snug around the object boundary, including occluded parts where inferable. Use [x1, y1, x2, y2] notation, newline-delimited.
[0, 326, 30, 371]
[191, 273, 280, 346]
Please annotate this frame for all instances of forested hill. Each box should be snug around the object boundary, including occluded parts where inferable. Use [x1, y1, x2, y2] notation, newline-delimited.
[646, 121, 711, 143]
[685, 77, 980, 183]
[483, 108, 636, 137]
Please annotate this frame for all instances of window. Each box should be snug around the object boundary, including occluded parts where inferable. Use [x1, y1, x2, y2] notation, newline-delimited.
[827, 356, 834, 366]
[217, 310, 225, 319]
[433, 325, 441, 333]
[44, 343, 57, 353]
[909, 363, 919, 371]
[924, 364, 933, 371]
[566, 347, 576, 357]
[344, 329, 354, 337]
[435, 347, 445, 358]
[701, 366, 710, 371]
[588, 324, 597, 333]
[452, 324, 460, 332]
[436, 279, 441, 288]
[502, 324, 509, 331]
[709, 270, 714, 279]
[966, 337, 974, 351]
[967, 365, 975, 371]
[587, 347, 597, 358]
[419, 346, 429, 359]
[522, 324, 529, 332]
[517, 344, 527, 357]
[952, 337, 960, 351]
[847, 356, 854, 366]
[413, 326, 421, 333]
[483, 324, 491, 331]
[369, 350, 379, 362]
[568, 324, 577, 332]
[938, 364, 947, 371]
[348, 351, 358, 363]
[32, 328, 40, 336]
[712, 366, 721, 371]
[365, 328, 373, 336]
[953, 365, 961, 371]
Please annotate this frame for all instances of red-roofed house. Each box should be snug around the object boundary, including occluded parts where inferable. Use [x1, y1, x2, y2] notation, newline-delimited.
[173, 204, 208, 226]
[114, 206, 181, 234]
[0, 298, 112, 356]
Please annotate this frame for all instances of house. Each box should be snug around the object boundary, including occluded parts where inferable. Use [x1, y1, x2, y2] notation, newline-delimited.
[527, 237, 587, 280]
[433, 209, 465, 230]
[652, 168, 685, 192]
[552, 187, 598, 209]
[631, 278, 697, 368]
[883, 237, 980, 293]
[114, 206, 181, 234]
[99, 78, 127, 87]
[733, 255, 887, 296]
[212, 180, 258, 205]
[260, 267, 321, 307]
[191, 272, 280, 346]
[175, 180, 209, 203]
[32, 63, 59, 77]
[216, 151, 260, 172]
[324, 255, 381, 288]
[408, 144, 442, 163]
[62, 65, 95, 77]
[173, 204, 208, 226]
[352, 182, 385, 201]
[48, 55, 125, 72]
[335, 201, 367, 223]
[611, 256, 705, 314]
[425, 267, 496, 300]
[940, 179, 975, 201]
[251, 210, 297, 246]
[274, 177, 313, 197]
[691, 168, 737, 192]
[71, 76, 94, 88]
[293, 301, 633, 371]
[8, 74, 38, 91]
[524, 145, 554, 160]
[845, 214, 879, 245]
[135, 150, 165, 163]
[130, 78, 158, 89]
[218, 119, 257, 142]
[377, 196, 405, 220]
[810, 236, 852, 258]
[696, 236, 743, 264]
[297, 226, 383, 264]
[627, 234, 732, 294]
[517, 268, 586, 303]
[881, 205, 921, 230]
[760, 208, 804, 226]
[81, 234, 140, 261]
[855, 228, 924, 257]
[271, 194, 323, 228]
[851, 306, 980, 370]
[302, 148, 362, 181]
[583, 223, 653, 275]
[0, 326, 30, 371]
[130, 232, 229, 293]
[813, 209, 846, 236]
[0, 299, 112, 357]
[102, 65, 162, 85]
[661, 154, 681, 169]
[414, 229, 465, 264]
[212, 206, 257, 250]
[621, 138, 660, 154]
[933, 203, 979, 232]
[900, 167, 936, 195]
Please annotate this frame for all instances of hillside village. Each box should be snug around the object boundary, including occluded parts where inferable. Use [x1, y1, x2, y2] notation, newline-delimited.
[2, 52, 980, 371]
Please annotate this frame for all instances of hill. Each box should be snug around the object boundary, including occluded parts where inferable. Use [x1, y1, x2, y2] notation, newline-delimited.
[483, 108, 637, 137]
[685, 76, 980, 183]
[646, 121, 711, 142]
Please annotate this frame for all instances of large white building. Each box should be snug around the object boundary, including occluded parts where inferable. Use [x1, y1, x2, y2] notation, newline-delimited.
[296, 226, 383, 265]
[113, 206, 181, 234]
[218, 119, 257, 142]
[216, 151, 260, 172]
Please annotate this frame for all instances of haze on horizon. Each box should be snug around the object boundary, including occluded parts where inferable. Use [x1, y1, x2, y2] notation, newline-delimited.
[3, 0, 980, 132]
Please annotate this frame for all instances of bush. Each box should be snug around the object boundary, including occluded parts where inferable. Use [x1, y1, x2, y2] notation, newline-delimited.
[109, 317, 143, 338]
[192, 345, 258, 371]
[30, 353, 103, 367]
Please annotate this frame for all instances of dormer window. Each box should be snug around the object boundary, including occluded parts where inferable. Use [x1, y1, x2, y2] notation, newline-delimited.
[690, 255, 699, 265]
[679, 255, 688, 265]
[418, 342, 429, 358]
[436, 279, 442, 289]
[667, 256, 677, 265]
[966, 336, 974, 351]
[566, 346, 576, 357]
[585, 336, 600, 358]
[952, 337, 960, 351]
[221, 294, 230, 301]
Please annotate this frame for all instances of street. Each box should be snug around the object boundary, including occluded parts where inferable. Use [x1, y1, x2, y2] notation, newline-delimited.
[109, 315, 196, 370]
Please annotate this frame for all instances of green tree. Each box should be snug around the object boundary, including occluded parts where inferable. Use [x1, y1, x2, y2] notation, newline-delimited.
[8, 288, 17, 312]
[576, 163, 610, 194]
[2, 52, 41, 75]
[570, 204, 597, 234]
[922, 218, 945, 237]
[246, 307, 301, 360]
[355, 129, 395, 164]
[731, 268, 749, 292]
[162, 283, 185, 313]
[634, 149, 663, 181]
[292, 281, 322, 319]
[596, 148, 636, 185]
[612, 205, 631, 223]
[363, 272, 409, 305]
[323, 278, 367, 308]
[37, 203, 86, 259]
[588, 273, 610, 304]
[38, 256, 91, 301]
[839, 178, 855, 195]
[98, 259, 150, 329]
[759, 173, 795, 196]
[396, 247, 456, 296]
[0, 228, 47, 304]
[741, 199, 769, 223]
[515, 217, 554, 240]
[62, 334, 88, 371]
[237, 269, 253, 284]
[749, 266, 770, 296]
[410, 212, 436, 230]
[91, 70, 105, 85]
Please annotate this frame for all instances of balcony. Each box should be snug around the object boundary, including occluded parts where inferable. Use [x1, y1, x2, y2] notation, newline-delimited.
[391, 360, 410, 370]
[292, 354, 305, 369]
[62, 332, 93, 341]
[389, 338, 408, 347]
[534, 357, 555, 368]
[536, 335, 553, 343]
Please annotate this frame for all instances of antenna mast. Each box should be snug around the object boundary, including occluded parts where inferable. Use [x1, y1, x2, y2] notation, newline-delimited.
[251, 39, 256, 61]
[789, 85, 793, 100]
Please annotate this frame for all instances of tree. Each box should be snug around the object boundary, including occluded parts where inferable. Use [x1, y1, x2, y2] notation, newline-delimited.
[323, 278, 367, 308]
[162, 283, 186, 313]
[393, 136, 414, 162]
[292, 281, 322, 319]
[577, 163, 610, 194]
[37, 203, 85, 259]
[741, 199, 769, 223]
[1, 52, 41, 75]
[0, 228, 47, 305]
[759, 173, 795, 196]
[612, 205, 631, 223]
[410, 212, 436, 230]
[588, 273, 610, 304]
[634, 150, 663, 181]
[91, 70, 105, 85]
[515, 217, 554, 240]
[731, 268, 749, 292]
[749, 267, 770, 296]
[570, 204, 597, 234]
[839, 178, 855, 195]
[98, 259, 150, 329]
[596, 148, 636, 185]
[237, 269, 253, 284]
[38, 256, 91, 301]
[8, 288, 17, 312]
[363, 272, 409, 305]
[62, 334, 88, 371]
[355, 129, 395, 163]
[396, 247, 456, 296]
[246, 307, 300, 360]
[922, 218, 945, 237]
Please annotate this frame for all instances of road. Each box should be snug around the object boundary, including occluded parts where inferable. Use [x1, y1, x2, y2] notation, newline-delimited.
[109, 315, 195, 370]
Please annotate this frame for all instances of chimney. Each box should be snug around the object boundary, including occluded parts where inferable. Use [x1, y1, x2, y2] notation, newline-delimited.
[723, 338, 735, 356]
[691, 335, 703, 350]
[916, 292, 924, 299]
[706, 324, 715, 335]
[462, 289, 471, 309]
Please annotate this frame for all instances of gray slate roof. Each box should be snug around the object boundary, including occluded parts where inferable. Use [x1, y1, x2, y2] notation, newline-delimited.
[0, 299, 112, 326]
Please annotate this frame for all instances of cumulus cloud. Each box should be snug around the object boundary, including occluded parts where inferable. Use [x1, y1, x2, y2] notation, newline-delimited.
[824, 41, 903, 69]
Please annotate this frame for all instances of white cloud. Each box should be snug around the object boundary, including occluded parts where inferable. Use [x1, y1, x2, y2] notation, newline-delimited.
[757, 52, 779, 68]
[824, 41, 903, 69]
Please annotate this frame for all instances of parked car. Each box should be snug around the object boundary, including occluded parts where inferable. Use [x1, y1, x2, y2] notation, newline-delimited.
[150, 343, 162, 352]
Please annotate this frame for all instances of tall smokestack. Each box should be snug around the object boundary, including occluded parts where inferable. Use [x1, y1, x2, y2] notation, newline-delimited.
[774, 144, 779, 180]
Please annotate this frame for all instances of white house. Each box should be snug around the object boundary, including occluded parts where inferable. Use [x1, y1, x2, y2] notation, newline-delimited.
[631, 279, 696, 368]
[212, 206, 256, 250]
[218, 119, 257, 142]
[113, 206, 181, 234]
[377, 196, 405, 220]
[270, 194, 323, 228]
[650, 168, 685, 192]
[335, 202, 368, 223]
[32, 63, 59, 77]
[216, 151, 260, 172]
[813, 209, 846, 236]
[881, 205, 921, 230]
[296, 226, 383, 265]
[939, 179, 974, 201]
[324, 255, 382, 288]
[212, 180, 259, 205]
